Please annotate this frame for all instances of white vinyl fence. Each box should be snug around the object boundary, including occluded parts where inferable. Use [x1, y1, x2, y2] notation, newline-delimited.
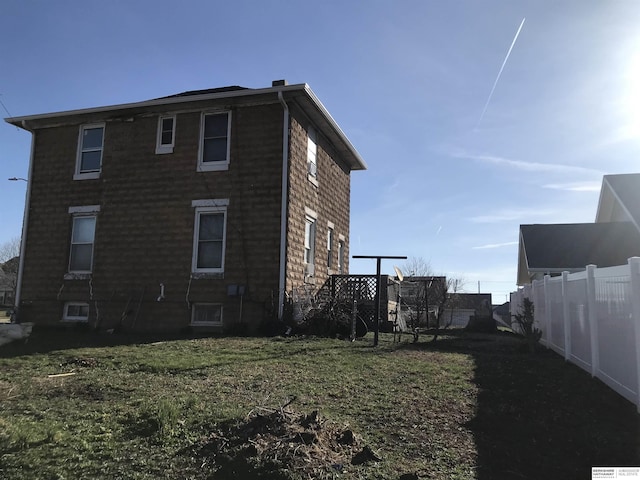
[511, 257, 640, 411]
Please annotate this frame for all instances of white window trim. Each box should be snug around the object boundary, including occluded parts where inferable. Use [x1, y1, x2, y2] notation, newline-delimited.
[197, 111, 231, 172]
[155, 115, 176, 154]
[327, 226, 334, 269]
[191, 203, 228, 274]
[62, 302, 90, 322]
[304, 213, 317, 273]
[68, 213, 97, 274]
[191, 303, 223, 326]
[69, 205, 101, 214]
[338, 235, 346, 274]
[74, 123, 105, 180]
[192, 199, 230, 208]
[307, 126, 317, 176]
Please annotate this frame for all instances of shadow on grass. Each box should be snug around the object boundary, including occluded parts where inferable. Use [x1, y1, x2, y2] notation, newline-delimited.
[400, 330, 640, 479]
[0, 325, 231, 358]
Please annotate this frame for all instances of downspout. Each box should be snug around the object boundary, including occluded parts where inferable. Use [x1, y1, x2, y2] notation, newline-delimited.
[13, 120, 35, 322]
[277, 91, 290, 320]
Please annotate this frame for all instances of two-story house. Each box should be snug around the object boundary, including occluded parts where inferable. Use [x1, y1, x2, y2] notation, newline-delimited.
[6, 80, 366, 333]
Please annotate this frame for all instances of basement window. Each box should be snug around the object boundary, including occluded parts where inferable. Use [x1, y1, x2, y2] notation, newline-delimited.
[63, 302, 89, 322]
[191, 304, 223, 326]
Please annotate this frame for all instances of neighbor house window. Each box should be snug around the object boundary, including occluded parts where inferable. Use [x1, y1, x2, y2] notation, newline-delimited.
[198, 112, 231, 171]
[75, 124, 105, 179]
[69, 215, 97, 273]
[63, 302, 89, 322]
[327, 226, 334, 269]
[192, 201, 228, 273]
[191, 303, 223, 326]
[338, 237, 345, 274]
[156, 115, 175, 154]
[307, 126, 317, 179]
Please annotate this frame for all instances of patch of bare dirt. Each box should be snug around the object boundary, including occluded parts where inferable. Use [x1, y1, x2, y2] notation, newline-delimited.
[195, 402, 380, 479]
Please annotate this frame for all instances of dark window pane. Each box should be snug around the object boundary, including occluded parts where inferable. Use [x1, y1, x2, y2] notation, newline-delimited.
[203, 138, 227, 162]
[81, 151, 102, 172]
[162, 117, 173, 132]
[68, 304, 89, 317]
[197, 241, 222, 268]
[70, 244, 93, 271]
[72, 217, 96, 243]
[199, 214, 223, 241]
[83, 127, 103, 149]
[161, 130, 173, 145]
[161, 118, 174, 145]
[204, 114, 228, 138]
[194, 305, 221, 323]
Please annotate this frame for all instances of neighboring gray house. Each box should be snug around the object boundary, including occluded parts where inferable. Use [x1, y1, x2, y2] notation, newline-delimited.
[0, 257, 18, 306]
[517, 173, 640, 286]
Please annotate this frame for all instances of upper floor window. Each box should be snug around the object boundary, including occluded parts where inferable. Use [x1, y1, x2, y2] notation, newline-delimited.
[199, 112, 231, 171]
[75, 124, 104, 180]
[307, 126, 317, 179]
[156, 115, 175, 154]
[192, 201, 228, 273]
[69, 215, 96, 273]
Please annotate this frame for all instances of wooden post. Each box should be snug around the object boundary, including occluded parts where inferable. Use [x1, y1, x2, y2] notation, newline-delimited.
[352, 255, 407, 347]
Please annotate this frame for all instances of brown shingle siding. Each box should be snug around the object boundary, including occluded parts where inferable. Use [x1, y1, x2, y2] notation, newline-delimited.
[16, 87, 359, 332]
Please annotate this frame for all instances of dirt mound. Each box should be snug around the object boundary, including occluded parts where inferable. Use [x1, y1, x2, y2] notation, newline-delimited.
[196, 404, 380, 479]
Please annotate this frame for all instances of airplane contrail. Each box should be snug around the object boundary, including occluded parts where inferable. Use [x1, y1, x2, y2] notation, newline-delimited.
[476, 17, 526, 128]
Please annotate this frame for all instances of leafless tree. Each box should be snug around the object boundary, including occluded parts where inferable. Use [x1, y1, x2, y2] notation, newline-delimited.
[445, 276, 466, 329]
[431, 276, 466, 342]
[400, 257, 434, 341]
[0, 236, 20, 265]
[402, 257, 432, 277]
[0, 236, 20, 307]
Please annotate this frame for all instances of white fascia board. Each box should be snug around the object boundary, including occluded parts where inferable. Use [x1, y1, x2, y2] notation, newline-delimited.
[595, 176, 612, 223]
[5, 83, 368, 172]
[301, 85, 367, 171]
[4, 84, 308, 127]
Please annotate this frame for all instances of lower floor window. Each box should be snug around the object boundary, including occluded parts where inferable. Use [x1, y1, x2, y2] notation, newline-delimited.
[63, 302, 90, 322]
[191, 303, 223, 325]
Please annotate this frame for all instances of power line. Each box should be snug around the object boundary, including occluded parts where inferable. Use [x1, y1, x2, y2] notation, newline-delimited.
[0, 94, 14, 118]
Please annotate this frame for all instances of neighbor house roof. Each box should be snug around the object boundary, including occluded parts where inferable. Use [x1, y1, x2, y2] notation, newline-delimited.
[517, 222, 640, 285]
[596, 173, 640, 231]
[4, 82, 367, 172]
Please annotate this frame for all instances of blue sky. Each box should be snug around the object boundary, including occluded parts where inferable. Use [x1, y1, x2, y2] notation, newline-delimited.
[2, 1, 639, 303]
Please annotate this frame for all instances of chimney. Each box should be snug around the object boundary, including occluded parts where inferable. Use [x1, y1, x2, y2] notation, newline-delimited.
[272, 79, 288, 87]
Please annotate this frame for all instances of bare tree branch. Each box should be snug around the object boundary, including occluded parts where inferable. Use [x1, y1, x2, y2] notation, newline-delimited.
[0, 236, 20, 264]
